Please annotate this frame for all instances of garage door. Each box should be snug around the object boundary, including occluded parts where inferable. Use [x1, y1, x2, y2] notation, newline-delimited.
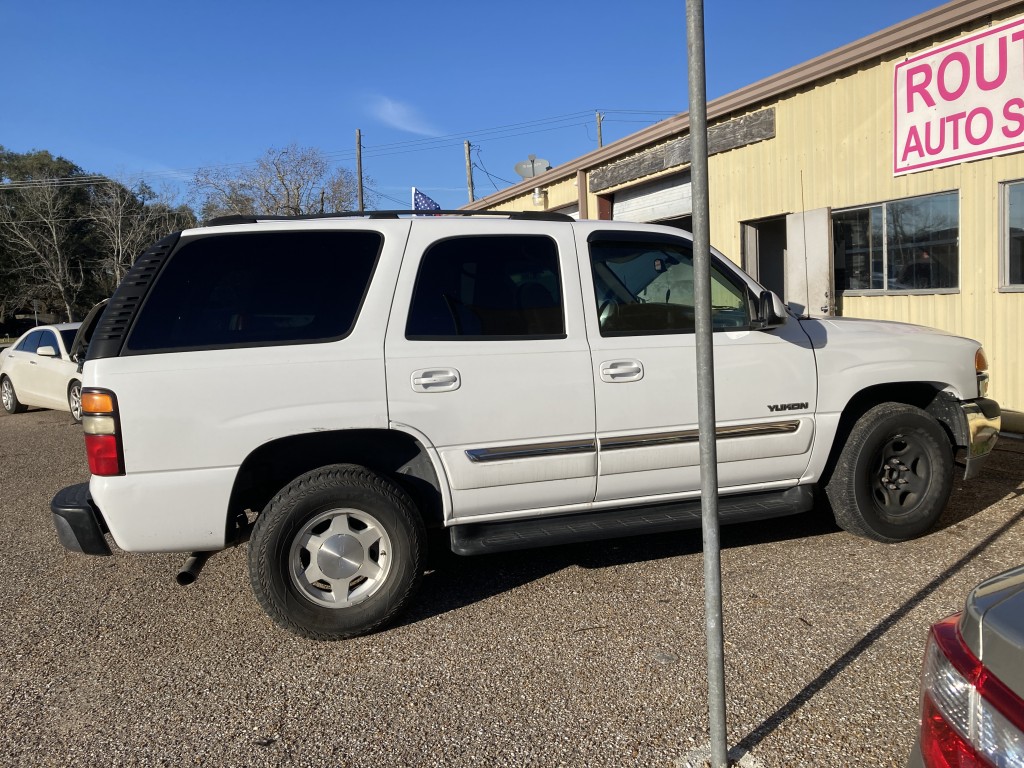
[612, 173, 691, 223]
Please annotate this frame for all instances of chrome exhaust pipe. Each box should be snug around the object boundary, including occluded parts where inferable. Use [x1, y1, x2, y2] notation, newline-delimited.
[176, 551, 212, 586]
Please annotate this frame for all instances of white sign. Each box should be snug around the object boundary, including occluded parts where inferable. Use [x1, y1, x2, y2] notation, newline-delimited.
[894, 14, 1024, 175]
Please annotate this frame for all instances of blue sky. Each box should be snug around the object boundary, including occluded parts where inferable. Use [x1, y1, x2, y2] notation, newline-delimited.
[3, 0, 939, 210]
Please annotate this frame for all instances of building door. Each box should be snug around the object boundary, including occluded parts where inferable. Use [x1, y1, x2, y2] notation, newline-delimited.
[612, 172, 692, 223]
[741, 217, 787, 299]
[786, 208, 834, 317]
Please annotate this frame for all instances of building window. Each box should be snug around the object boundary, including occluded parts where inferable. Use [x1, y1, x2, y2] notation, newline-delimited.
[1004, 181, 1024, 289]
[833, 191, 959, 294]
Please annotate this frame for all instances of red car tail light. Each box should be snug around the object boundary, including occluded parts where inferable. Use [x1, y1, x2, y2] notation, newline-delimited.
[82, 389, 124, 477]
[919, 613, 1024, 767]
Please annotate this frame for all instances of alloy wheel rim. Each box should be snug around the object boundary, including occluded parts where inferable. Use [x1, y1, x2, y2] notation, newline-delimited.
[288, 508, 392, 609]
[69, 384, 82, 419]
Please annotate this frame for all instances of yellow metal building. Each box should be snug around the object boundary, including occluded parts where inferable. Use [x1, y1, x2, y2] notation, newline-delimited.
[469, 0, 1024, 424]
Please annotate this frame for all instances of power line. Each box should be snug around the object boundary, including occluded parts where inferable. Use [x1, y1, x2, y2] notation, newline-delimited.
[0, 176, 119, 190]
[362, 184, 407, 208]
[0, 108, 678, 190]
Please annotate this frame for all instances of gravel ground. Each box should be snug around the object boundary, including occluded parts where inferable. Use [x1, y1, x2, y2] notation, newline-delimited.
[1, 408, 1021, 768]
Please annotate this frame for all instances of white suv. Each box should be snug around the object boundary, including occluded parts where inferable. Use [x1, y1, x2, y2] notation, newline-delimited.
[50, 211, 1001, 640]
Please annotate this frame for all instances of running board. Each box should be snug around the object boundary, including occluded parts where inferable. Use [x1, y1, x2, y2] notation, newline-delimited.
[449, 486, 815, 556]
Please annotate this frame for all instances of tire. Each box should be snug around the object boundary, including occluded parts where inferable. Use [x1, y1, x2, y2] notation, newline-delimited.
[68, 380, 83, 422]
[1, 376, 26, 415]
[248, 464, 426, 640]
[826, 402, 953, 542]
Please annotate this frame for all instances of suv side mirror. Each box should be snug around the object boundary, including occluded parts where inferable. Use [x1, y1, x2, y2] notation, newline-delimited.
[756, 290, 787, 330]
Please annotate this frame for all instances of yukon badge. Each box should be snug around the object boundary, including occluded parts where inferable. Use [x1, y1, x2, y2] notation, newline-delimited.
[768, 402, 809, 412]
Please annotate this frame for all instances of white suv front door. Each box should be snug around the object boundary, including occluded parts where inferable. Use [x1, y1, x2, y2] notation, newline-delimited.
[385, 222, 597, 521]
[577, 225, 817, 504]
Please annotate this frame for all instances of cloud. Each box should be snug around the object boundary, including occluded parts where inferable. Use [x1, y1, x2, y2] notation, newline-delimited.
[368, 95, 442, 137]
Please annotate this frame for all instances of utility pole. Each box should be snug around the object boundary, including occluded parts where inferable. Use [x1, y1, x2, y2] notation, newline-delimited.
[687, 1, 727, 767]
[596, 111, 604, 148]
[465, 141, 475, 204]
[356, 129, 364, 213]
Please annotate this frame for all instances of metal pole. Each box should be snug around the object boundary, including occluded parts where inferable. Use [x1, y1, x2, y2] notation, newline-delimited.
[465, 141, 475, 204]
[356, 129, 364, 213]
[686, 1, 728, 767]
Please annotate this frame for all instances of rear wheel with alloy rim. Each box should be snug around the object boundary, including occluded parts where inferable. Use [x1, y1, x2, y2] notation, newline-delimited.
[68, 380, 82, 422]
[1, 376, 26, 415]
[248, 464, 426, 640]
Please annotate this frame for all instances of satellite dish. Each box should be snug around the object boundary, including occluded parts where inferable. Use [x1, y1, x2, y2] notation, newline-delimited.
[514, 154, 552, 180]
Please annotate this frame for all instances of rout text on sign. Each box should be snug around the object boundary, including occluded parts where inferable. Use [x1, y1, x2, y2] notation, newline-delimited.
[894, 15, 1024, 175]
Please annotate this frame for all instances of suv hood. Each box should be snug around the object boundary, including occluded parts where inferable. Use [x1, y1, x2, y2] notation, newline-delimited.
[799, 315, 961, 338]
[796, 315, 982, 404]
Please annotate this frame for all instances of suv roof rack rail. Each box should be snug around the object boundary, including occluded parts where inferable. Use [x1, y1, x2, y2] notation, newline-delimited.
[204, 209, 575, 227]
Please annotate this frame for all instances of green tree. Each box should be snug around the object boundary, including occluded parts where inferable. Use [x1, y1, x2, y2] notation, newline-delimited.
[0, 148, 93, 321]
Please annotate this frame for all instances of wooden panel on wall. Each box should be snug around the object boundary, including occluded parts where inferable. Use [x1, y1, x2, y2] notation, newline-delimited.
[589, 109, 775, 193]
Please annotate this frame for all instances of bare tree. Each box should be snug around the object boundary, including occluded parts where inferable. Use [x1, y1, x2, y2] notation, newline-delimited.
[90, 181, 197, 294]
[191, 144, 368, 220]
[90, 181, 150, 293]
[0, 180, 86, 321]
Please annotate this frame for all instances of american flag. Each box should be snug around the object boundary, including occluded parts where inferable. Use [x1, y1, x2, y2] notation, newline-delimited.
[412, 187, 441, 212]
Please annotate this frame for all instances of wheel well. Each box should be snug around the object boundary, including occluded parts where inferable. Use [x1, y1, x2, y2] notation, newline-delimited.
[820, 382, 960, 486]
[225, 429, 444, 545]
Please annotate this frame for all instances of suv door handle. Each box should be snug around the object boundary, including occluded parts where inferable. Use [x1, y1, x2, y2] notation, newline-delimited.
[600, 359, 644, 383]
[411, 368, 461, 393]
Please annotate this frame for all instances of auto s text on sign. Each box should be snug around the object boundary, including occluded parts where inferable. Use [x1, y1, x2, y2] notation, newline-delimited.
[894, 14, 1024, 175]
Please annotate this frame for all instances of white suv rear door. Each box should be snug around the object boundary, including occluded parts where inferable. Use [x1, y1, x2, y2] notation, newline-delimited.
[385, 220, 597, 521]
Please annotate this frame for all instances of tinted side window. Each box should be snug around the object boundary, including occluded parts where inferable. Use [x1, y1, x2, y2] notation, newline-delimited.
[127, 231, 382, 352]
[406, 235, 564, 339]
[37, 330, 59, 355]
[59, 329, 78, 353]
[590, 239, 750, 336]
[16, 330, 43, 353]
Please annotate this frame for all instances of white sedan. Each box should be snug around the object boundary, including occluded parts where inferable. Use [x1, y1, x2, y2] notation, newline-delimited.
[0, 323, 84, 421]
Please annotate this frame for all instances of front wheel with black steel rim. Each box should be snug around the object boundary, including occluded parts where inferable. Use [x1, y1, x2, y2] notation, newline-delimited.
[826, 402, 953, 542]
[68, 380, 82, 422]
[1, 376, 26, 415]
[248, 464, 426, 640]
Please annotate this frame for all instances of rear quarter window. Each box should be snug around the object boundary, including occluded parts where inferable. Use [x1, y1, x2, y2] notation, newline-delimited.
[126, 230, 382, 353]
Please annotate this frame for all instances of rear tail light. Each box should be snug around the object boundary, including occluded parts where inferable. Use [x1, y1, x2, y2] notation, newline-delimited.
[919, 613, 1024, 767]
[82, 389, 124, 477]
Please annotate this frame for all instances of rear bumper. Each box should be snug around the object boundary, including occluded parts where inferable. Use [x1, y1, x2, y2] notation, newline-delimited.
[905, 736, 924, 768]
[51, 482, 112, 556]
[961, 397, 1001, 480]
